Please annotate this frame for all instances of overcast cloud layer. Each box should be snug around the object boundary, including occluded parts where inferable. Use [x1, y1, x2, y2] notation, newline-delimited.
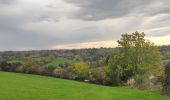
[0, 0, 170, 51]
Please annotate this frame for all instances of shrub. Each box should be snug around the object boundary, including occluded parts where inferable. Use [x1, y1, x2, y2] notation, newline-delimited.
[73, 62, 89, 80]
[134, 74, 150, 90]
[0, 61, 22, 72]
[53, 66, 73, 79]
[27, 63, 45, 75]
[90, 66, 110, 85]
[18, 58, 45, 75]
[163, 62, 170, 96]
[53, 67, 64, 78]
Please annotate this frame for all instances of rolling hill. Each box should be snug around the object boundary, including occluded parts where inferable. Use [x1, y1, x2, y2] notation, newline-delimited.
[0, 72, 169, 100]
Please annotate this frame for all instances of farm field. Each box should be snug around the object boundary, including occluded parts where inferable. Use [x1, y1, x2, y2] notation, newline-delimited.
[44, 57, 76, 68]
[0, 72, 169, 100]
[7, 56, 76, 68]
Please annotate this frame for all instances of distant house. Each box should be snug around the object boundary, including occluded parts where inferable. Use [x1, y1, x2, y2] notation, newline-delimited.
[54, 51, 74, 59]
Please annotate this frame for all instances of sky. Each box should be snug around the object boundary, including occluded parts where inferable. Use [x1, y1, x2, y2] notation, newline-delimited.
[0, 0, 170, 51]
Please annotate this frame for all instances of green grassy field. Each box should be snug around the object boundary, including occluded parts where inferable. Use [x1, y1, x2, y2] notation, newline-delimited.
[7, 60, 25, 64]
[0, 72, 169, 100]
[45, 57, 76, 68]
[7, 57, 76, 68]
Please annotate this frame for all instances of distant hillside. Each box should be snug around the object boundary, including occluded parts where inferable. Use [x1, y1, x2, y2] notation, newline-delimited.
[1, 45, 170, 62]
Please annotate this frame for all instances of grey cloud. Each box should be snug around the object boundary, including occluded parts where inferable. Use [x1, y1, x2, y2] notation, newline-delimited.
[65, 0, 153, 20]
[36, 15, 60, 22]
[0, 0, 170, 50]
[65, 0, 170, 21]
[0, 0, 16, 4]
[0, 30, 66, 51]
[0, 27, 104, 51]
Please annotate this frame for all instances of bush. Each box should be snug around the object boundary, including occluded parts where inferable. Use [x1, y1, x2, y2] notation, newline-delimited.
[0, 61, 22, 72]
[27, 63, 45, 75]
[163, 62, 170, 96]
[90, 66, 110, 85]
[73, 62, 89, 80]
[17, 58, 45, 75]
[53, 66, 73, 79]
[134, 74, 150, 90]
[53, 67, 64, 78]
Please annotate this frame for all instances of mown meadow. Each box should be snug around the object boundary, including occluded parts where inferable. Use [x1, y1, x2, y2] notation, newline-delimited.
[0, 72, 169, 100]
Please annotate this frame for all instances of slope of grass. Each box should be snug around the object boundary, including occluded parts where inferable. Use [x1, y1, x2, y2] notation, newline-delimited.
[45, 57, 76, 68]
[0, 72, 169, 100]
[7, 60, 25, 64]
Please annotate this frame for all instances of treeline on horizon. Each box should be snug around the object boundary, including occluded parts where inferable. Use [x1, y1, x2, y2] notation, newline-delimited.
[0, 31, 170, 96]
[0, 45, 170, 64]
[1, 45, 170, 59]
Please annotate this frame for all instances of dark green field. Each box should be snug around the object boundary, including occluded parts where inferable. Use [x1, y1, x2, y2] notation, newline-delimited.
[45, 57, 76, 68]
[7, 57, 76, 68]
[0, 72, 169, 100]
